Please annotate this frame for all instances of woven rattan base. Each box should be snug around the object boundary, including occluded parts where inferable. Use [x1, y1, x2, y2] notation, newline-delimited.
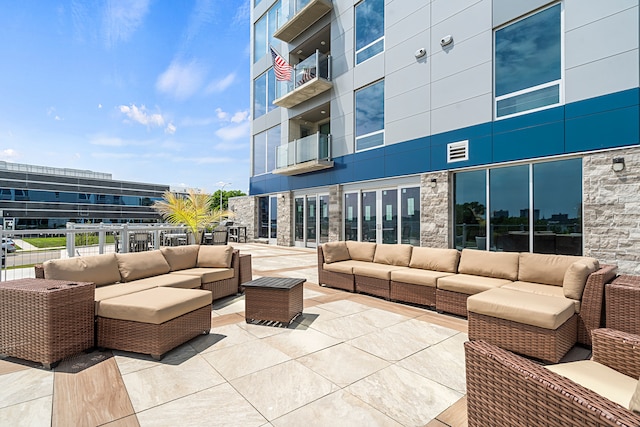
[97, 305, 211, 359]
[202, 277, 238, 300]
[320, 270, 354, 291]
[355, 275, 390, 299]
[435, 289, 469, 317]
[238, 254, 253, 292]
[468, 312, 578, 363]
[605, 275, 640, 335]
[390, 281, 436, 307]
[245, 278, 304, 324]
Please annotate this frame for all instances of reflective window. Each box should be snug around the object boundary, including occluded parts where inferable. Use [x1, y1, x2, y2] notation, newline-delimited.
[355, 80, 384, 151]
[252, 125, 280, 176]
[454, 170, 487, 250]
[270, 196, 278, 238]
[258, 196, 269, 238]
[319, 194, 329, 244]
[253, 72, 267, 118]
[494, 3, 561, 118]
[295, 197, 304, 241]
[361, 191, 376, 242]
[355, 0, 384, 64]
[253, 1, 281, 63]
[266, 126, 281, 172]
[401, 187, 420, 245]
[490, 165, 530, 252]
[344, 192, 358, 240]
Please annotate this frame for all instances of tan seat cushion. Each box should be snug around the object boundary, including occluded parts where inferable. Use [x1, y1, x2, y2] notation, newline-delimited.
[97, 287, 212, 324]
[409, 247, 460, 273]
[353, 263, 409, 280]
[171, 268, 234, 283]
[467, 288, 575, 330]
[197, 245, 233, 268]
[116, 251, 171, 282]
[128, 274, 202, 290]
[437, 274, 512, 295]
[518, 253, 596, 286]
[391, 269, 454, 287]
[631, 378, 640, 413]
[43, 253, 121, 287]
[346, 241, 376, 262]
[322, 242, 351, 263]
[458, 249, 519, 280]
[563, 259, 599, 300]
[373, 243, 412, 266]
[502, 281, 581, 313]
[546, 360, 637, 410]
[160, 245, 199, 271]
[94, 282, 159, 312]
[323, 260, 369, 275]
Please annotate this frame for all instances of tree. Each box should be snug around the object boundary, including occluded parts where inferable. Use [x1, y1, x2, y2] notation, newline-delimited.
[153, 190, 233, 244]
[211, 189, 246, 211]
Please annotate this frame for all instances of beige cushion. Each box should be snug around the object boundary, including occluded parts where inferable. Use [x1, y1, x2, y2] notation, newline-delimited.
[160, 245, 199, 271]
[43, 253, 121, 287]
[631, 378, 640, 413]
[353, 263, 409, 280]
[128, 274, 202, 290]
[563, 259, 599, 300]
[322, 242, 351, 263]
[409, 247, 460, 273]
[197, 245, 233, 268]
[116, 251, 171, 282]
[97, 287, 212, 324]
[391, 269, 454, 287]
[502, 281, 580, 313]
[437, 274, 512, 295]
[467, 288, 575, 329]
[373, 244, 412, 266]
[94, 281, 159, 312]
[346, 241, 376, 262]
[545, 360, 638, 410]
[519, 253, 590, 286]
[171, 267, 234, 284]
[458, 249, 519, 281]
[323, 260, 367, 275]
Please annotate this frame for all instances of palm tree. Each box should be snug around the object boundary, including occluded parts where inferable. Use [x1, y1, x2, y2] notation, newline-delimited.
[153, 190, 233, 244]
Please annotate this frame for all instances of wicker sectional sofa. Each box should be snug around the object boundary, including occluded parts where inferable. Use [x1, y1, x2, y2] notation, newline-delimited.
[317, 242, 617, 352]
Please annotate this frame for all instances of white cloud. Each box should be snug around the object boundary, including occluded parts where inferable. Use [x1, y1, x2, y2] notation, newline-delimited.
[206, 73, 236, 93]
[98, 104, 103, 109]
[156, 60, 205, 100]
[215, 122, 250, 141]
[215, 108, 228, 120]
[0, 149, 19, 160]
[103, 0, 150, 48]
[230, 110, 249, 123]
[234, 0, 251, 25]
[118, 104, 165, 127]
[165, 123, 177, 135]
[47, 107, 62, 121]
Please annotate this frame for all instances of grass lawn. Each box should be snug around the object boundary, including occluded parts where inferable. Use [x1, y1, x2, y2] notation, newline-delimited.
[24, 235, 116, 248]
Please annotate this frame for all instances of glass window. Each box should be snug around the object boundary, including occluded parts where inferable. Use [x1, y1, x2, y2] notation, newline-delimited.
[355, 0, 384, 64]
[494, 3, 561, 118]
[490, 165, 530, 252]
[253, 73, 267, 118]
[253, 132, 267, 176]
[361, 191, 377, 242]
[258, 196, 269, 238]
[266, 126, 281, 172]
[355, 80, 384, 151]
[533, 159, 582, 255]
[400, 187, 420, 245]
[454, 170, 487, 250]
[253, 1, 281, 63]
[295, 197, 304, 242]
[344, 192, 358, 240]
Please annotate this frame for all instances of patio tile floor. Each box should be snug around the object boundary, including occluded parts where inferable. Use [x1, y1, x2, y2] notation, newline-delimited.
[0, 243, 470, 426]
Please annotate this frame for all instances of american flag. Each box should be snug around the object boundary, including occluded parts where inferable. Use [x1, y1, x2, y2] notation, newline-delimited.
[270, 46, 292, 81]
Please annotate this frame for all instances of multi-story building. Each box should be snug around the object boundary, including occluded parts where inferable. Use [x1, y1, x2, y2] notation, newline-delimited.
[0, 161, 167, 229]
[235, 0, 640, 273]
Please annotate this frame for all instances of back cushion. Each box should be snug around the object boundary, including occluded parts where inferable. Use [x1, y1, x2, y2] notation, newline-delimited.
[116, 251, 171, 282]
[458, 249, 519, 281]
[161, 245, 199, 271]
[409, 247, 460, 273]
[322, 242, 351, 263]
[373, 244, 413, 266]
[346, 241, 377, 262]
[563, 259, 599, 300]
[43, 253, 121, 287]
[197, 245, 233, 268]
[519, 253, 585, 286]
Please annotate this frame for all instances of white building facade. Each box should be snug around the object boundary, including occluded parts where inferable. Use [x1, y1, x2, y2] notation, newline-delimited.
[234, 0, 640, 274]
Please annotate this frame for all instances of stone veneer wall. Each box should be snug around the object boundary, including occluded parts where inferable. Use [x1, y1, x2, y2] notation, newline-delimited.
[328, 185, 342, 241]
[277, 192, 293, 246]
[228, 195, 256, 241]
[420, 171, 450, 248]
[583, 146, 640, 275]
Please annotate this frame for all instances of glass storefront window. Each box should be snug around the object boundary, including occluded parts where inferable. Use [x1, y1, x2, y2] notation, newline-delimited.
[344, 192, 358, 241]
[355, 80, 384, 151]
[401, 187, 420, 245]
[490, 165, 530, 252]
[361, 191, 376, 242]
[454, 170, 487, 250]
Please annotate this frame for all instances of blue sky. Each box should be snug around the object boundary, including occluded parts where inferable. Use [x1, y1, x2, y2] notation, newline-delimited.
[0, 0, 251, 194]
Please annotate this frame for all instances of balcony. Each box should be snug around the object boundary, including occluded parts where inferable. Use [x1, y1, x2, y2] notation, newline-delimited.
[273, 132, 333, 175]
[273, 0, 333, 43]
[273, 51, 332, 109]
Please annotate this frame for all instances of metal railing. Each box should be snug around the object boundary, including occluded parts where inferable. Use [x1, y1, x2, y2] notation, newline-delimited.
[276, 133, 331, 169]
[276, 50, 331, 99]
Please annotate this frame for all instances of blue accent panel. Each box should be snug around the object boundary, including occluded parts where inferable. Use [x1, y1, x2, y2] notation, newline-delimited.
[431, 136, 493, 171]
[493, 105, 564, 134]
[431, 122, 493, 146]
[493, 120, 565, 162]
[352, 153, 385, 181]
[385, 146, 430, 176]
[566, 105, 640, 152]
[566, 88, 639, 119]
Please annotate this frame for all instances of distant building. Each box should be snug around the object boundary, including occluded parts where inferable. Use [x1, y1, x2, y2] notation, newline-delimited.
[0, 161, 167, 229]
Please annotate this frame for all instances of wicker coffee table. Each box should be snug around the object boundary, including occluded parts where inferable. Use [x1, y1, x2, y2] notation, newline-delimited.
[244, 277, 305, 325]
[606, 274, 640, 335]
[0, 278, 95, 368]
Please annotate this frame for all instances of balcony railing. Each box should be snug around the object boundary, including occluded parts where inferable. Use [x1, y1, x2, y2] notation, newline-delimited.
[273, 132, 334, 176]
[274, 0, 333, 43]
[273, 51, 332, 108]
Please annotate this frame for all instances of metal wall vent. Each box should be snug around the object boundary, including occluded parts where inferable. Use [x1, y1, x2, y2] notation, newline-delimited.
[447, 140, 469, 163]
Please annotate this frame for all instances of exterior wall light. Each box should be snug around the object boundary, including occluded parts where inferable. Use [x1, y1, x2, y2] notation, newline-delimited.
[612, 157, 625, 172]
[430, 178, 437, 188]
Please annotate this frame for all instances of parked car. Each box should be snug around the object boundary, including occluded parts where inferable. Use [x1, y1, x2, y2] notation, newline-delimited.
[2, 238, 16, 253]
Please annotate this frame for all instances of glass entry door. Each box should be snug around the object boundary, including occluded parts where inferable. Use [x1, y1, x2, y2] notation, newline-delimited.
[360, 189, 398, 244]
[294, 193, 329, 248]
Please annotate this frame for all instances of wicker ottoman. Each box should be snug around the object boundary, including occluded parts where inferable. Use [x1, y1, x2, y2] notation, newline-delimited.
[467, 288, 577, 363]
[97, 287, 212, 359]
[244, 277, 305, 324]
